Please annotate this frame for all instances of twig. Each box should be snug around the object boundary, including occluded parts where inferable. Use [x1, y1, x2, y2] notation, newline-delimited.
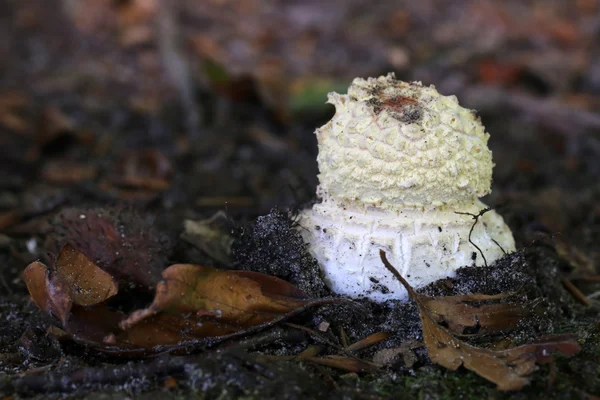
[561, 278, 591, 306]
[455, 207, 492, 267]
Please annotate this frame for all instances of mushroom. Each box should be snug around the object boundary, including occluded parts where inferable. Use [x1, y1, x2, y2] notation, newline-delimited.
[297, 73, 515, 302]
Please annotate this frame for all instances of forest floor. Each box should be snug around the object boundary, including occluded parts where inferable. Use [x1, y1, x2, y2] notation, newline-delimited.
[1, 1, 599, 399]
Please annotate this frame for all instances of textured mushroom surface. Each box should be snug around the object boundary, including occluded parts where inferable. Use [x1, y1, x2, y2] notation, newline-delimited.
[298, 73, 515, 302]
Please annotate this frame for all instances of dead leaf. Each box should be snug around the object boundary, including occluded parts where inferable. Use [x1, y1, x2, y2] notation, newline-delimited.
[50, 208, 165, 290]
[379, 250, 581, 391]
[23, 245, 118, 324]
[23, 261, 72, 325]
[182, 211, 234, 266]
[24, 247, 341, 355]
[41, 161, 98, 185]
[0, 92, 31, 134]
[120, 264, 309, 331]
[111, 149, 172, 191]
[0, 211, 22, 232]
[55, 244, 118, 306]
[372, 340, 423, 368]
[422, 292, 538, 334]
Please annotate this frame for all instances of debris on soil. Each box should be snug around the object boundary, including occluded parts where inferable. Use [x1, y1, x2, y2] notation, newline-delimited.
[231, 208, 328, 298]
[46, 207, 172, 291]
[182, 211, 235, 267]
[381, 250, 582, 391]
[1, 1, 600, 398]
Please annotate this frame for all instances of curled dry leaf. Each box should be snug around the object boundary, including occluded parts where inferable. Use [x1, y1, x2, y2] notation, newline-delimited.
[50, 208, 166, 290]
[23, 245, 118, 325]
[41, 161, 98, 185]
[121, 264, 309, 332]
[112, 149, 172, 191]
[0, 210, 21, 232]
[379, 250, 581, 391]
[55, 244, 119, 306]
[25, 255, 339, 355]
[24, 261, 73, 326]
[422, 292, 539, 335]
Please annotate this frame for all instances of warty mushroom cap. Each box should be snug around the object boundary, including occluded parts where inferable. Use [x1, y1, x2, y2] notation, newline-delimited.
[317, 73, 493, 209]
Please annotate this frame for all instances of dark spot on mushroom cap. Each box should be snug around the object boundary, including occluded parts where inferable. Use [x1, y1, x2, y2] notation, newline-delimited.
[366, 78, 423, 123]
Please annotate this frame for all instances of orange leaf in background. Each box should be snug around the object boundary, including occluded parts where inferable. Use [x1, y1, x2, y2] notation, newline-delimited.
[112, 149, 172, 191]
[0, 211, 21, 232]
[120, 264, 308, 331]
[41, 161, 98, 185]
[478, 59, 523, 86]
[379, 250, 581, 392]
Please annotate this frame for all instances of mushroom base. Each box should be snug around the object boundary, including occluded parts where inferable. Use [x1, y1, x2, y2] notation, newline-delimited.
[296, 198, 516, 302]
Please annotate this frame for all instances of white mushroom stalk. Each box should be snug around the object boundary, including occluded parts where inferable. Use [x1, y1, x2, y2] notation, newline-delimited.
[297, 73, 516, 302]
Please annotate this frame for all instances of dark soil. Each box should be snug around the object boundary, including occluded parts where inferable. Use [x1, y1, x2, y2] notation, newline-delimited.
[1, 1, 600, 399]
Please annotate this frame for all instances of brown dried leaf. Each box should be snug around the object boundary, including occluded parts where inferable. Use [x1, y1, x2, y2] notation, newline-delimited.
[41, 161, 98, 185]
[23, 245, 118, 326]
[372, 340, 423, 368]
[55, 244, 118, 306]
[24, 252, 340, 355]
[50, 208, 165, 290]
[23, 261, 72, 325]
[111, 149, 172, 191]
[422, 293, 536, 334]
[121, 264, 308, 331]
[0, 211, 22, 232]
[380, 250, 581, 391]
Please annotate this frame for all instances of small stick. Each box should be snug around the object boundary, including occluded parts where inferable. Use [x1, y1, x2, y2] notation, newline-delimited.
[455, 208, 492, 267]
[561, 278, 591, 306]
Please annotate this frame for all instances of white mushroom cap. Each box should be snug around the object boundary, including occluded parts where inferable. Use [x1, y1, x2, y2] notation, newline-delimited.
[298, 73, 516, 302]
[317, 73, 493, 209]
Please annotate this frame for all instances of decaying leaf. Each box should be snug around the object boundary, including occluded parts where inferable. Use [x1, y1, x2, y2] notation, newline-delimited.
[41, 161, 98, 185]
[24, 261, 73, 326]
[55, 244, 119, 306]
[182, 211, 234, 266]
[422, 292, 539, 335]
[372, 340, 423, 368]
[111, 149, 172, 191]
[24, 254, 338, 355]
[50, 208, 166, 290]
[120, 264, 309, 331]
[379, 250, 581, 391]
[24, 244, 118, 326]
